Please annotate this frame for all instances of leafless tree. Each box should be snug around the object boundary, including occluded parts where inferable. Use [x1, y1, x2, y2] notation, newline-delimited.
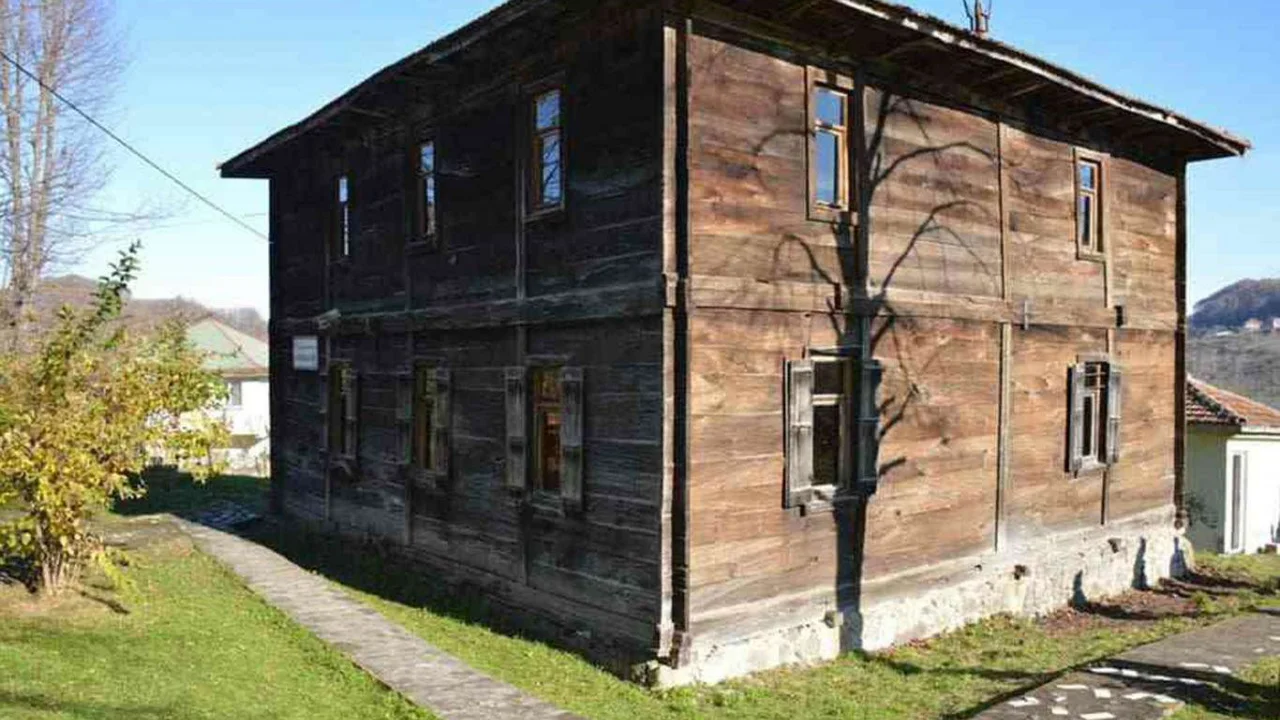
[0, 0, 124, 346]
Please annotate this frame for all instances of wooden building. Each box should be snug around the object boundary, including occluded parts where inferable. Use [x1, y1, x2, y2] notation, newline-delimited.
[221, 0, 1248, 684]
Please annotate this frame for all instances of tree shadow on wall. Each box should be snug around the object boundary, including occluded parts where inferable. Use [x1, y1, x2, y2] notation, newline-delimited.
[742, 75, 1002, 653]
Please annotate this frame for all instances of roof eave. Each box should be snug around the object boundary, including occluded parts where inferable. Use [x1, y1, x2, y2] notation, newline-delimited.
[219, 0, 552, 179]
[830, 0, 1250, 160]
[222, 0, 1250, 178]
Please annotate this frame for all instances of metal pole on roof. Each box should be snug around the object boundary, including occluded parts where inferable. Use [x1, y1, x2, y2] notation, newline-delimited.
[963, 0, 992, 37]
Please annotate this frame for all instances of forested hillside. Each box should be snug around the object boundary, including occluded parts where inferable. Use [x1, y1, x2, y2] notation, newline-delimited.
[1190, 278, 1280, 330]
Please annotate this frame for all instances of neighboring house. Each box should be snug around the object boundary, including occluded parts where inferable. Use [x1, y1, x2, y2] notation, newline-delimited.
[1186, 379, 1280, 555]
[187, 318, 271, 475]
[220, 0, 1248, 685]
[1244, 318, 1263, 333]
[1271, 317, 1280, 333]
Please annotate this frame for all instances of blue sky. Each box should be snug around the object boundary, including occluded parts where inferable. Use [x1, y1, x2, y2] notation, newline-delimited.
[76, 0, 1277, 316]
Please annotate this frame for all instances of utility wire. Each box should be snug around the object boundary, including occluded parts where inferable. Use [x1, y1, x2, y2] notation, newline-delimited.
[0, 49, 268, 242]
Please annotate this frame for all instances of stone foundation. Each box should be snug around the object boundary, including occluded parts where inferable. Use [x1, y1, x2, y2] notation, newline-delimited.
[657, 506, 1189, 686]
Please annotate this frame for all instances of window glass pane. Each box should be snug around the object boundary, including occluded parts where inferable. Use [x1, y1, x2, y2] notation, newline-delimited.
[815, 360, 845, 396]
[813, 404, 839, 486]
[338, 175, 349, 203]
[533, 368, 563, 492]
[815, 88, 844, 127]
[1078, 195, 1093, 247]
[539, 132, 563, 206]
[815, 130, 840, 206]
[1082, 394, 1095, 458]
[420, 143, 436, 236]
[535, 90, 560, 131]
[420, 143, 434, 176]
[1079, 162, 1096, 191]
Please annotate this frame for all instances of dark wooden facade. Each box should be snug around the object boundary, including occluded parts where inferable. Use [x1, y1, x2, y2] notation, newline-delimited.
[223, 0, 1247, 681]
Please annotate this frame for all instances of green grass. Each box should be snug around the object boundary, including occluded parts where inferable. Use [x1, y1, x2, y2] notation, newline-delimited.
[250, 522, 1280, 720]
[0, 533, 432, 720]
[113, 471, 270, 518]
[1170, 656, 1280, 719]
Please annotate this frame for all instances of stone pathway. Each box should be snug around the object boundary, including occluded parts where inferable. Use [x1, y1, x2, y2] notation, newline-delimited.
[179, 519, 581, 720]
[977, 611, 1280, 719]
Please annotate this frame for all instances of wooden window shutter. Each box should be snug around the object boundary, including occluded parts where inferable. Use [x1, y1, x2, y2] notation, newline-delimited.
[785, 358, 815, 507]
[855, 358, 884, 493]
[560, 367, 584, 510]
[396, 371, 413, 462]
[1068, 363, 1086, 474]
[322, 366, 336, 454]
[432, 368, 452, 480]
[345, 369, 361, 460]
[505, 366, 527, 490]
[1106, 363, 1123, 465]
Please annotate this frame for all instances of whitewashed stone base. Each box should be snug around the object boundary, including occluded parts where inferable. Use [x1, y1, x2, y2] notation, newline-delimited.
[656, 506, 1188, 687]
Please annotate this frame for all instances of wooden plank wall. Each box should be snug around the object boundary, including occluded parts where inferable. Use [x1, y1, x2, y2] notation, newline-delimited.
[682, 25, 1181, 643]
[865, 88, 1003, 299]
[268, 1, 669, 664]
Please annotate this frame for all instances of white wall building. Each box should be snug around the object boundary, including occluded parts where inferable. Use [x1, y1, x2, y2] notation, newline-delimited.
[1186, 378, 1280, 554]
[187, 318, 270, 475]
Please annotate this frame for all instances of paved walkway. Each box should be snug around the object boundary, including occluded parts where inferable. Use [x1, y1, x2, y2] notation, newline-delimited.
[179, 520, 581, 720]
[978, 611, 1280, 719]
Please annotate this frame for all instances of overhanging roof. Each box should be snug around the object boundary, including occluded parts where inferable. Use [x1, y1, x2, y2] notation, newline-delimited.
[1188, 378, 1280, 431]
[221, 0, 1249, 178]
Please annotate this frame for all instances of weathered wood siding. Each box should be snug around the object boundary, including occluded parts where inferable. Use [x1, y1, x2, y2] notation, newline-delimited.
[680, 24, 1182, 641]
[863, 316, 1000, 578]
[1003, 125, 1107, 310]
[687, 35, 851, 285]
[268, 1, 668, 664]
[865, 89, 1003, 298]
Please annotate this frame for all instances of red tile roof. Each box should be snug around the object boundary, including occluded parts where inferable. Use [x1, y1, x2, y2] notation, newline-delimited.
[1187, 378, 1280, 428]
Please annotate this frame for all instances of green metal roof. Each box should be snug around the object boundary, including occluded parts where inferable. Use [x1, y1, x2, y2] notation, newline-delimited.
[186, 318, 269, 378]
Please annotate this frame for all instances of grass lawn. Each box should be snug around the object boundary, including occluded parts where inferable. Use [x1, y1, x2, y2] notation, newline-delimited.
[9, 475, 1270, 720]
[252, 521, 1280, 720]
[0, 520, 431, 719]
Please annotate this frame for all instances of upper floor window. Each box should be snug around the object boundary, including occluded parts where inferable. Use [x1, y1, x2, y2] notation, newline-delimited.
[1076, 158, 1102, 256]
[414, 141, 438, 244]
[335, 174, 351, 259]
[1067, 359, 1122, 474]
[530, 88, 564, 213]
[812, 87, 849, 210]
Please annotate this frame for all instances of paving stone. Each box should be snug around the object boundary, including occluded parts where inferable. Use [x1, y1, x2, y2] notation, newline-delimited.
[974, 612, 1280, 719]
[178, 519, 581, 720]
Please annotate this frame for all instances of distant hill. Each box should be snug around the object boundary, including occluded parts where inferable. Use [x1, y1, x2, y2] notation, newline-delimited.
[1190, 278, 1280, 331]
[1188, 277, 1280, 409]
[24, 275, 267, 341]
[1188, 332, 1280, 410]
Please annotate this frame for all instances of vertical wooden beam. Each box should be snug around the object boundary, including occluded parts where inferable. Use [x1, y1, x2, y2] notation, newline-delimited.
[267, 177, 284, 517]
[993, 122, 1011, 552]
[995, 321, 1011, 552]
[1102, 327, 1115, 526]
[1174, 160, 1188, 528]
[514, 84, 532, 586]
[670, 10, 694, 653]
[997, 121, 1009, 303]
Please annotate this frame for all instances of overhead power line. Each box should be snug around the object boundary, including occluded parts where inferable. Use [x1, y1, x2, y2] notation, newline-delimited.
[0, 48, 268, 242]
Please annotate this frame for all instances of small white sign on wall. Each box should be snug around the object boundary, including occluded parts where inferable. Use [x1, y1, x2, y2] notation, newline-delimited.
[292, 336, 320, 371]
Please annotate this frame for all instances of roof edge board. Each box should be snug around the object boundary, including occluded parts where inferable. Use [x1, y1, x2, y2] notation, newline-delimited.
[223, 0, 1250, 177]
[828, 0, 1250, 159]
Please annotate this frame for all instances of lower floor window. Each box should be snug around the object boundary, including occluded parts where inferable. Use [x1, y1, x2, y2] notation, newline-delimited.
[785, 353, 881, 508]
[1068, 359, 1122, 473]
[532, 367, 563, 492]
